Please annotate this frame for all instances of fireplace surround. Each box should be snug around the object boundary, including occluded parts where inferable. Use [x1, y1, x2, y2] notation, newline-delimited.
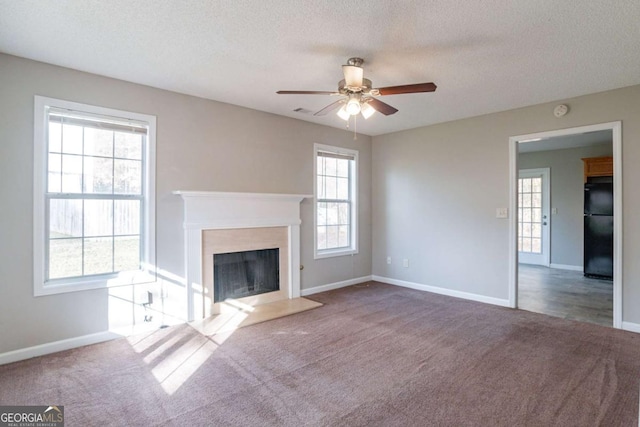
[174, 191, 311, 320]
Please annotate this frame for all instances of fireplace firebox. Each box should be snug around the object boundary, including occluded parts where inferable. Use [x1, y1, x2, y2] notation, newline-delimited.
[213, 248, 280, 303]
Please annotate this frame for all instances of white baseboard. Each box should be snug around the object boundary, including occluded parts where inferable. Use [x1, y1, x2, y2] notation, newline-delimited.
[0, 331, 122, 366]
[371, 275, 511, 308]
[622, 321, 640, 334]
[550, 263, 583, 271]
[301, 275, 372, 296]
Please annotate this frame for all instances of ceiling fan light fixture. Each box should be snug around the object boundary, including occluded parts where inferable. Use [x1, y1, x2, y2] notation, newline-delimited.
[360, 102, 375, 119]
[337, 105, 350, 121]
[346, 96, 361, 115]
[342, 64, 364, 88]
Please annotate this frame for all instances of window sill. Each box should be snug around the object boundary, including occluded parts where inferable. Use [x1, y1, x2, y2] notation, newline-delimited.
[314, 248, 358, 260]
[35, 270, 156, 296]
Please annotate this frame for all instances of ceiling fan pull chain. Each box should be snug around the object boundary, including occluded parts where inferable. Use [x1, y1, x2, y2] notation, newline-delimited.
[353, 115, 357, 140]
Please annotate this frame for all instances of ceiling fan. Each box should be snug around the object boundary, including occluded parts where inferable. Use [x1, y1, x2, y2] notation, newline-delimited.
[277, 57, 437, 121]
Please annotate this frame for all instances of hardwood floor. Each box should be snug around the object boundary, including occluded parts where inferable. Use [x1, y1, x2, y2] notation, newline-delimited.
[518, 264, 613, 327]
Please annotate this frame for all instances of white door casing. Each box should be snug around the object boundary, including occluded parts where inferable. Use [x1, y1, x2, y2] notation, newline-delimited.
[508, 121, 622, 330]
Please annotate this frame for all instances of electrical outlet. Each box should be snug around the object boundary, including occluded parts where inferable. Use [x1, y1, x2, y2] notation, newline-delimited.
[387, 257, 392, 265]
[403, 259, 409, 268]
[552, 207, 558, 215]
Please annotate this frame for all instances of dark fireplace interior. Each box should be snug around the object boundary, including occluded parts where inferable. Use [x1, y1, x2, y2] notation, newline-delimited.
[213, 248, 280, 303]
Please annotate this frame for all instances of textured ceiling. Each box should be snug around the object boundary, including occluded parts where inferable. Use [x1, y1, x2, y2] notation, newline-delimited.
[1, 1, 640, 136]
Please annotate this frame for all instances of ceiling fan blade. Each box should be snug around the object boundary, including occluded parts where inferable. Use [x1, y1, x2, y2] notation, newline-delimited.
[377, 83, 437, 96]
[276, 90, 337, 95]
[314, 100, 344, 116]
[367, 98, 398, 116]
[342, 65, 363, 87]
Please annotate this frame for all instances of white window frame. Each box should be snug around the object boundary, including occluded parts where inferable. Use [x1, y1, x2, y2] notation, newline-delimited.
[313, 143, 358, 259]
[33, 96, 156, 296]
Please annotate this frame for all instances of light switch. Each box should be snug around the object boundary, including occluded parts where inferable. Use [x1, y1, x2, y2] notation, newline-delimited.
[387, 257, 392, 265]
[496, 208, 508, 219]
[403, 259, 409, 268]
[552, 208, 558, 215]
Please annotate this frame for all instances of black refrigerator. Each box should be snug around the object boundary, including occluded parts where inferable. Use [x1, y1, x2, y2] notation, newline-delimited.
[584, 182, 613, 279]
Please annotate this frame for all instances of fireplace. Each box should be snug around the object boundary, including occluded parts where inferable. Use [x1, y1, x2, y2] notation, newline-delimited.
[213, 248, 280, 302]
[174, 191, 311, 321]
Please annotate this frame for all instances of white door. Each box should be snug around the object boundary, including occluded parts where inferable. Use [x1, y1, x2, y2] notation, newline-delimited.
[518, 168, 550, 266]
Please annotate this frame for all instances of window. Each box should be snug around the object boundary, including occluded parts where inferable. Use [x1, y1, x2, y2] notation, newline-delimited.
[314, 143, 358, 258]
[34, 96, 156, 295]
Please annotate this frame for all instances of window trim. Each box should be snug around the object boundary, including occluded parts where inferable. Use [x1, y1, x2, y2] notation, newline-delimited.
[33, 96, 156, 296]
[313, 143, 358, 259]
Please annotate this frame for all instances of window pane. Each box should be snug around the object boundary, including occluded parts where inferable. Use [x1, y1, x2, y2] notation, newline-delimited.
[532, 208, 541, 222]
[532, 223, 541, 239]
[317, 175, 326, 199]
[49, 238, 83, 279]
[317, 202, 327, 226]
[532, 178, 542, 193]
[84, 156, 113, 194]
[338, 202, 349, 225]
[532, 193, 541, 207]
[114, 236, 140, 271]
[326, 203, 339, 225]
[522, 194, 531, 208]
[317, 156, 325, 175]
[317, 226, 327, 250]
[523, 208, 531, 222]
[84, 200, 113, 237]
[518, 178, 522, 193]
[336, 159, 349, 177]
[518, 237, 522, 252]
[61, 154, 83, 193]
[522, 178, 531, 193]
[114, 159, 141, 195]
[50, 199, 82, 238]
[336, 177, 349, 199]
[114, 132, 142, 160]
[114, 200, 140, 235]
[84, 128, 113, 157]
[62, 124, 83, 154]
[48, 153, 62, 193]
[84, 237, 113, 275]
[531, 238, 542, 254]
[338, 225, 349, 247]
[522, 237, 532, 252]
[324, 176, 337, 199]
[324, 157, 337, 176]
[522, 223, 531, 237]
[49, 122, 62, 153]
[326, 225, 339, 248]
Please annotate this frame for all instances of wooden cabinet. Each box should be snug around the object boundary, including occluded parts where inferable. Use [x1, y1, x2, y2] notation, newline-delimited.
[582, 156, 613, 182]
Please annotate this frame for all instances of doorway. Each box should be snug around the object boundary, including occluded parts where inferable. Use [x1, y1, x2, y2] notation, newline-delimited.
[508, 122, 622, 328]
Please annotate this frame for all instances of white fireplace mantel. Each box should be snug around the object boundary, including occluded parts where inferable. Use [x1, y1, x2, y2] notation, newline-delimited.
[174, 191, 312, 321]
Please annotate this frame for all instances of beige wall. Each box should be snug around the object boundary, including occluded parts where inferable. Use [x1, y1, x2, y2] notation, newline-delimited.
[372, 84, 640, 324]
[3, 50, 640, 356]
[0, 54, 372, 354]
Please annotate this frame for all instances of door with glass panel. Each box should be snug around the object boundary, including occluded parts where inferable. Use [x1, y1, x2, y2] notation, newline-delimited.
[518, 168, 550, 266]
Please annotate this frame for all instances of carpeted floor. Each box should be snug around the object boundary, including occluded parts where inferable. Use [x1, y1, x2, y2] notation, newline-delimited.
[1, 282, 639, 426]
